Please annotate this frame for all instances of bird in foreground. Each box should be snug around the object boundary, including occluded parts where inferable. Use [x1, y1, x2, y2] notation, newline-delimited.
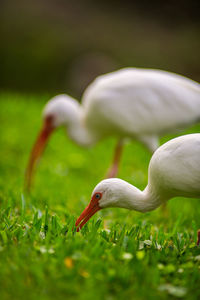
[75, 134, 200, 245]
[25, 68, 200, 190]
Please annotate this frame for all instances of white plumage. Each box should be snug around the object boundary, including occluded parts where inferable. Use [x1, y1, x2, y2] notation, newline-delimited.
[45, 68, 200, 149]
[25, 68, 200, 189]
[82, 68, 200, 145]
[75, 134, 200, 231]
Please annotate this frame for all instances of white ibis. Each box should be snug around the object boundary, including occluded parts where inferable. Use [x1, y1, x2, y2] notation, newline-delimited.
[25, 68, 200, 190]
[75, 134, 200, 245]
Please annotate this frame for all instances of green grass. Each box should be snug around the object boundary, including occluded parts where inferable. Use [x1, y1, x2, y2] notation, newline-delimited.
[0, 93, 200, 300]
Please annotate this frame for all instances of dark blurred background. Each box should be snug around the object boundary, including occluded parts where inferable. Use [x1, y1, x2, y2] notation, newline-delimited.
[1, 0, 200, 98]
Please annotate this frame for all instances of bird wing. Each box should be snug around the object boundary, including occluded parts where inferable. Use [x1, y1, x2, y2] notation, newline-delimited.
[82, 68, 200, 138]
[148, 134, 200, 198]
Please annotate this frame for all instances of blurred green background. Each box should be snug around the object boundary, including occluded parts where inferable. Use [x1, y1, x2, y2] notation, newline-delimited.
[1, 3, 200, 300]
[1, 0, 200, 97]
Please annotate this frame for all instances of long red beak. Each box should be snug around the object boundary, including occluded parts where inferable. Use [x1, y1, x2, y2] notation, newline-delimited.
[75, 198, 101, 231]
[24, 118, 54, 192]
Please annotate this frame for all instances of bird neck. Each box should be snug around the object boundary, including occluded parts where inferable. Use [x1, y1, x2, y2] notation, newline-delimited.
[114, 183, 163, 213]
[68, 122, 96, 147]
[134, 185, 163, 212]
[64, 104, 97, 147]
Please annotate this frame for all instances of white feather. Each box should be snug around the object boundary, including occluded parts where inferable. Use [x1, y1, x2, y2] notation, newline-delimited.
[43, 68, 200, 151]
[83, 68, 200, 139]
[93, 134, 200, 212]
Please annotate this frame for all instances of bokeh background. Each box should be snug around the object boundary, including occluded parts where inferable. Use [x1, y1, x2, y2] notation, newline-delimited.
[1, 3, 200, 300]
[1, 0, 200, 98]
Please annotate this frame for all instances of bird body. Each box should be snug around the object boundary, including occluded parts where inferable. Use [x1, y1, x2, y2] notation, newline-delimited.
[44, 68, 200, 150]
[148, 133, 200, 200]
[25, 68, 200, 190]
[82, 68, 200, 145]
[75, 134, 200, 230]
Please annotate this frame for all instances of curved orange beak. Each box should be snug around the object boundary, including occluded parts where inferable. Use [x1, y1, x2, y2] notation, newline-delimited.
[75, 196, 101, 231]
[24, 116, 54, 192]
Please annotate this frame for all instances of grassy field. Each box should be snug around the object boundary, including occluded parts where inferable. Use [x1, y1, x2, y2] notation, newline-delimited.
[0, 93, 200, 300]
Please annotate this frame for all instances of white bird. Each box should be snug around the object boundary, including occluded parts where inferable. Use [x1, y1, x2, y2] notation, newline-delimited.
[25, 68, 200, 190]
[75, 134, 200, 244]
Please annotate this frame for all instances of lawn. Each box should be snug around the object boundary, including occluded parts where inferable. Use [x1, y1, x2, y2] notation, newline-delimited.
[0, 93, 200, 300]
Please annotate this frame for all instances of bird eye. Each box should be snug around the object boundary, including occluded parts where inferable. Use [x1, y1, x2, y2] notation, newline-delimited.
[95, 193, 101, 200]
[45, 114, 54, 127]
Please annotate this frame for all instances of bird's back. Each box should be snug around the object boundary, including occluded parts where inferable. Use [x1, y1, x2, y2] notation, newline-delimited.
[82, 68, 200, 138]
[148, 134, 200, 199]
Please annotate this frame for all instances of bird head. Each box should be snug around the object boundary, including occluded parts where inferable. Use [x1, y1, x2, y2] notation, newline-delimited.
[75, 178, 132, 231]
[25, 94, 79, 191]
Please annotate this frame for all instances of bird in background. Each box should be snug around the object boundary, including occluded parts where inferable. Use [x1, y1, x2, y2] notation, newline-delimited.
[75, 134, 200, 245]
[25, 68, 200, 191]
